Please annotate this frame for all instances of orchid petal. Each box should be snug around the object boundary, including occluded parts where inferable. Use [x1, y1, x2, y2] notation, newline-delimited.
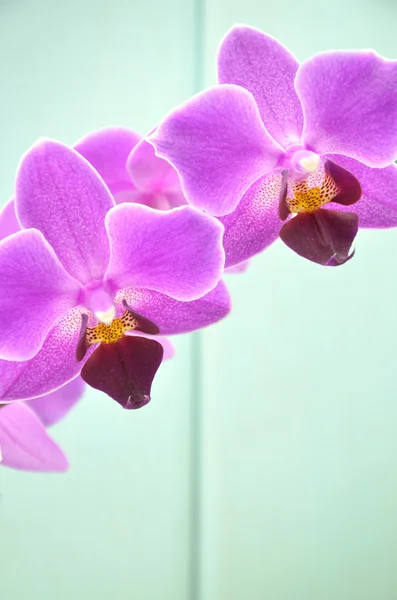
[105, 204, 224, 301]
[27, 376, 85, 427]
[127, 138, 181, 191]
[116, 279, 231, 335]
[296, 50, 397, 167]
[81, 335, 163, 409]
[325, 155, 397, 227]
[0, 230, 82, 361]
[156, 336, 175, 360]
[0, 198, 20, 241]
[0, 403, 68, 472]
[218, 25, 303, 148]
[225, 260, 251, 274]
[15, 139, 115, 285]
[150, 85, 284, 216]
[75, 127, 140, 194]
[112, 189, 178, 210]
[0, 307, 94, 401]
[220, 172, 282, 268]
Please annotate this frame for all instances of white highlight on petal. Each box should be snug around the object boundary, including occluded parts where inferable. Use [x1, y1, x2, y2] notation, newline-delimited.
[85, 286, 116, 324]
[289, 149, 321, 178]
[299, 153, 320, 173]
[95, 306, 116, 325]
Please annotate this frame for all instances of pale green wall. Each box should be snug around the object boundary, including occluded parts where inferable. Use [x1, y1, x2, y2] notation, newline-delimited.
[1, 1, 397, 599]
[0, 1, 196, 598]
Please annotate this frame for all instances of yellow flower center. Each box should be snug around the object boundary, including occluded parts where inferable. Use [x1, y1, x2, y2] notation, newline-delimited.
[85, 309, 139, 346]
[286, 172, 339, 214]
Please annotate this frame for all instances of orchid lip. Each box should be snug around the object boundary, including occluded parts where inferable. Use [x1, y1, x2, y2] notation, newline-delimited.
[80, 335, 164, 410]
[279, 208, 359, 266]
[75, 298, 162, 407]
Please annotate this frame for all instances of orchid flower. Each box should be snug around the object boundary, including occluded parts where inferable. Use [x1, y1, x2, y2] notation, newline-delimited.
[0, 140, 227, 409]
[149, 25, 397, 266]
[0, 377, 84, 472]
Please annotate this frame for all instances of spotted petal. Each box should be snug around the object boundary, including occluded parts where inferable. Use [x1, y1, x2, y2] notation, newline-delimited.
[27, 376, 85, 427]
[105, 204, 225, 301]
[15, 139, 115, 285]
[296, 51, 397, 167]
[116, 280, 231, 335]
[75, 127, 140, 194]
[220, 172, 282, 268]
[0, 230, 82, 361]
[0, 308, 94, 401]
[218, 25, 303, 148]
[150, 85, 284, 216]
[0, 403, 68, 472]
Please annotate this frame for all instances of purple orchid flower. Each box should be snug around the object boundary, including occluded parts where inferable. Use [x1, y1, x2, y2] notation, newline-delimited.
[149, 25, 397, 267]
[0, 199, 176, 418]
[0, 140, 227, 409]
[0, 377, 84, 472]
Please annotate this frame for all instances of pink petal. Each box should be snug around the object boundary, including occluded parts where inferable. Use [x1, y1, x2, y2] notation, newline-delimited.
[296, 51, 397, 167]
[15, 139, 115, 285]
[225, 259, 251, 274]
[325, 155, 397, 227]
[218, 25, 303, 148]
[27, 376, 85, 427]
[127, 138, 181, 191]
[150, 85, 284, 216]
[220, 172, 282, 268]
[116, 280, 231, 335]
[0, 198, 20, 241]
[105, 204, 224, 301]
[0, 403, 68, 472]
[75, 127, 140, 194]
[157, 336, 175, 360]
[114, 189, 186, 210]
[0, 307, 94, 401]
[0, 230, 82, 361]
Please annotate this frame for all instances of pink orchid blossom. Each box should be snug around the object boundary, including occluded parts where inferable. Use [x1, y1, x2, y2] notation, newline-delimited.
[0, 140, 228, 409]
[149, 25, 397, 266]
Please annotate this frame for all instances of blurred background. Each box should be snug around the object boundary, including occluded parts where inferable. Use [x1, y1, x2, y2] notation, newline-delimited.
[1, 0, 397, 599]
